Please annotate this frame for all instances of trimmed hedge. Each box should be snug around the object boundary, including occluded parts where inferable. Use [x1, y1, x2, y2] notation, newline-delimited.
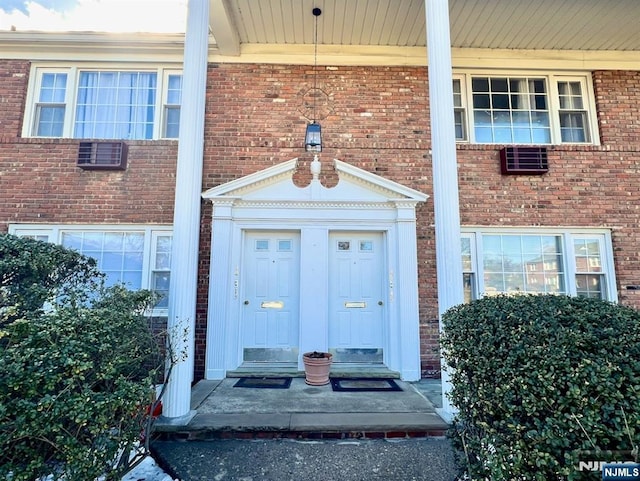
[0, 234, 161, 481]
[0, 233, 101, 326]
[441, 294, 640, 481]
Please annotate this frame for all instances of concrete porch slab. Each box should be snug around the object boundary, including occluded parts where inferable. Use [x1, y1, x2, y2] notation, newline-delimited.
[154, 377, 447, 440]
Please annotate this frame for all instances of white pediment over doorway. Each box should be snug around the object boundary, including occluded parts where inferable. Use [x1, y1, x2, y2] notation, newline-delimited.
[201, 158, 428, 204]
[201, 157, 428, 382]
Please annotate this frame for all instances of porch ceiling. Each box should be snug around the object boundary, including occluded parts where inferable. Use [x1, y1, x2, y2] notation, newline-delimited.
[209, 0, 640, 56]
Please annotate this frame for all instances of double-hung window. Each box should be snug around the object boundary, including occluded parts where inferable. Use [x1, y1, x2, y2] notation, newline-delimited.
[34, 72, 68, 137]
[8, 224, 172, 314]
[25, 66, 182, 140]
[453, 72, 597, 145]
[461, 235, 476, 303]
[163, 73, 182, 139]
[461, 229, 616, 302]
[150, 232, 172, 309]
[557, 80, 591, 142]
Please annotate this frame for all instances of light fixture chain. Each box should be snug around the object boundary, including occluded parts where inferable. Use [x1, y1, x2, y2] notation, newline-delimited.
[304, 7, 323, 154]
[313, 9, 319, 122]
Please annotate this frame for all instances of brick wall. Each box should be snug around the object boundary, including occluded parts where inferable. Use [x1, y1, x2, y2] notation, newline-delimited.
[0, 60, 29, 137]
[0, 60, 178, 228]
[198, 64, 640, 378]
[199, 64, 436, 378]
[595, 70, 640, 145]
[0, 139, 178, 226]
[2, 59, 639, 380]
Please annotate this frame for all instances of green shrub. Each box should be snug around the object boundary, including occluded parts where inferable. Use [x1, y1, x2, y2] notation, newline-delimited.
[0, 234, 162, 481]
[0, 233, 101, 327]
[441, 294, 640, 481]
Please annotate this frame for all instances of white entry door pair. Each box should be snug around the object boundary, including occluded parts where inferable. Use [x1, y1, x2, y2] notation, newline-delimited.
[241, 231, 385, 364]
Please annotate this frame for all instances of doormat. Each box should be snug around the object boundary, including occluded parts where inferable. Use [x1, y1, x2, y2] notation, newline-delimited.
[330, 378, 402, 392]
[233, 377, 292, 389]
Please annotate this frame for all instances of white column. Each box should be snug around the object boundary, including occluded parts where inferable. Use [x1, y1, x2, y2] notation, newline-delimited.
[162, 0, 209, 421]
[425, 0, 464, 421]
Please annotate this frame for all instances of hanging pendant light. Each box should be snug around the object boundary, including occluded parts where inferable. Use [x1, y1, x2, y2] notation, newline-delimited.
[305, 7, 322, 152]
[305, 122, 321, 152]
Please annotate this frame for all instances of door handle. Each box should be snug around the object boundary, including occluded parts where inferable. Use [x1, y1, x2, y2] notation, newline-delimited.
[378, 301, 383, 306]
[244, 300, 249, 305]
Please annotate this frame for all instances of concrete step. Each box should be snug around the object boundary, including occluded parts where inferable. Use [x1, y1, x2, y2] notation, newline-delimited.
[226, 363, 401, 379]
[153, 378, 449, 441]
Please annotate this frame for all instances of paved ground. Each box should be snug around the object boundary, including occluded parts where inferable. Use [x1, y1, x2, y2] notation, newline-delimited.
[155, 378, 449, 436]
[195, 378, 439, 414]
[152, 437, 461, 481]
[152, 378, 459, 479]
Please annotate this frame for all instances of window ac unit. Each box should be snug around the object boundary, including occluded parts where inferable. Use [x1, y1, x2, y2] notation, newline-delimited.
[500, 146, 548, 175]
[77, 142, 127, 170]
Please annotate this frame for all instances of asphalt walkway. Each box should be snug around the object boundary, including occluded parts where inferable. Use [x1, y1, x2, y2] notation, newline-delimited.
[152, 437, 461, 481]
[151, 377, 460, 480]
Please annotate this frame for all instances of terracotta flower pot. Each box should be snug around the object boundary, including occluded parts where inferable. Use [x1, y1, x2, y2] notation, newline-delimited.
[303, 351, 333, 386]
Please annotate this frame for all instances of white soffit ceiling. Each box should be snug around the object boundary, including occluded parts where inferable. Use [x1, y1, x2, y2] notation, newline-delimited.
[209, 0, 640, 55]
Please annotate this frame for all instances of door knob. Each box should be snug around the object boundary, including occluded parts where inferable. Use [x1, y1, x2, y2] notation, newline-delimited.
[244, 300, 249, 305]
[378, 301, 383, 306]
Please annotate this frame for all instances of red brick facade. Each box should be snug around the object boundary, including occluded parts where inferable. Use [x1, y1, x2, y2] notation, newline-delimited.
[2, 60, 639, 380]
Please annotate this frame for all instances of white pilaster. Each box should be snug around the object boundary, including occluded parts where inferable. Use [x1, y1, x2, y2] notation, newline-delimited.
[205, 200, 236, 379]
[425, 0, 464, 421]
[162, 0, 209, 420]
[298, 226, 330, 369]
[395, 202, 422, 381]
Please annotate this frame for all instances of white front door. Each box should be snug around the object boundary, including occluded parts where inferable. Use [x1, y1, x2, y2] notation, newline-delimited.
[328, 232, 385, 363]
[241, 231, 300, 363]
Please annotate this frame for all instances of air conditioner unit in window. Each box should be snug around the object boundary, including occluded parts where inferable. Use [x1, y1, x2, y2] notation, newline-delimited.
[77, 142, 127, 170]
[500, 146, 548, 175]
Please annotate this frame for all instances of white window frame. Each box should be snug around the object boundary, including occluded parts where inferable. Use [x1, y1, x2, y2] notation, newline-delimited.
[555, 75, 593, 143]
[454, 70, 600, 146]
[161, 70, 182, 139]
[461, 227, 617, 302]
[461, 232, 477, 302]
[149, 231, 172, 309]
[8, 224, 172, 315]
[452, 74, 467, 142]
[22, 64, 182, 141]
[30, 69, 72, 137]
